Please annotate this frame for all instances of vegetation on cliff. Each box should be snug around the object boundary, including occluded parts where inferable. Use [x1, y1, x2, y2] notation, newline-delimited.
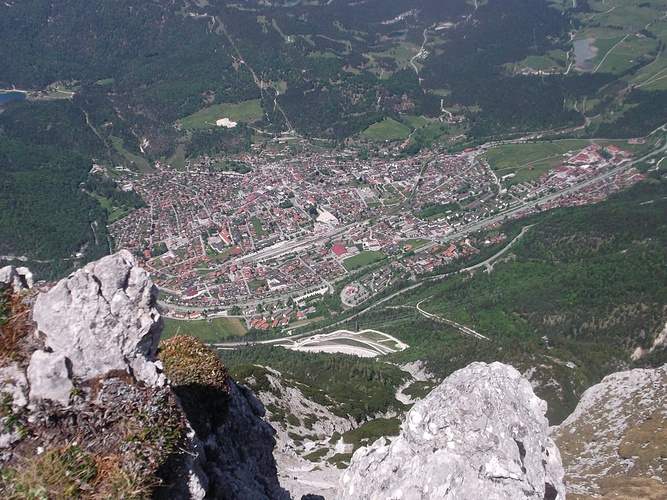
[227, 176, 667, 425]
[159, 335, 231, 437]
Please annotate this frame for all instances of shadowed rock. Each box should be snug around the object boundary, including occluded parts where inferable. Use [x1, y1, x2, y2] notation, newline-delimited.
[0, 266, 33, 293]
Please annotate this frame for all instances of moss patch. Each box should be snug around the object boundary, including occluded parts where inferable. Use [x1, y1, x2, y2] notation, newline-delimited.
[159, 335, 231, 437]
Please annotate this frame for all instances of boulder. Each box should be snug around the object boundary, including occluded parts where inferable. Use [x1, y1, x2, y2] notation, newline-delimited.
[0, 265, 33, 293]
[32, 250, 164, 386]
[27, 350, 73, 406]
[340, 362, 565, 500]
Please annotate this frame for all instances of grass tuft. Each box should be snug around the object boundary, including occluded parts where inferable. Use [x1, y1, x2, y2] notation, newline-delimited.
[159, 335, 231, 436]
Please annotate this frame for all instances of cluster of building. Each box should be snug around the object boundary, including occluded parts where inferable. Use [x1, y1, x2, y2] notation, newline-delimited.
[108, 140, 640, 327]
[509, 143, 642, 209]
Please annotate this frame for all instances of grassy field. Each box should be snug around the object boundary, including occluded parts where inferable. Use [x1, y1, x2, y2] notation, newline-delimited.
[483, 140, 590, 169]
[483, 140, 592, 186]
[342, 250, 385, 271]
[251, 216, 268, 236]
[594, 36, 659, 74]
[169, 143, 187, 170]
[361, 118, 411, 142]
[520, 55, 564, 71]
[575, 0, 667, 89]
[109, 136, 151, 172]
[364, 41, 421, 75]
[402, 115, 429, 128]
[162, 317, 246, 343]
[178, 100, 263, 129]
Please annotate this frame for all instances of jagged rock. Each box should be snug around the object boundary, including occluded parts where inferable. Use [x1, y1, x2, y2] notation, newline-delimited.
[552, 363, 667, 498]
[0, 364, 29, 449]
[26, 350, 73, 406]
[203, 380, 291, 499]
[632, 321, 667, 360]
[1, 253, 291, 499]
[245, 366, 354, 499]
[32, 250, 164, 386]
[340, 362, 565, 500]
[0, 265, 33, 293]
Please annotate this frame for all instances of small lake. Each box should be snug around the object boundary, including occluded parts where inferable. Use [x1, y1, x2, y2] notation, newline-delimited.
[0, 91, 27, 106]
[573, 38, 596, 71]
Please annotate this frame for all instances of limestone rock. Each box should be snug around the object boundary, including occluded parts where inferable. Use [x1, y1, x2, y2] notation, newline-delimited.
[242, 366, 353, 499]
[340, 362, 565, 500]
[0, 364, 29, 410]
[0, 363, 29, 449]
[203, 379, 291, 499]
[0, 253, 290, 499]
[0, 265, 33, 293]
[32, 250, 164, 386]
[552, 364, 667, 498]
[27, 350, 73, 406]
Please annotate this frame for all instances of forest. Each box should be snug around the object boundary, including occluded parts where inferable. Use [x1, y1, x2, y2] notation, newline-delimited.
[225, 177, 667, 425]
[2, 0, 662, 155]
[1, 0, 666, 272]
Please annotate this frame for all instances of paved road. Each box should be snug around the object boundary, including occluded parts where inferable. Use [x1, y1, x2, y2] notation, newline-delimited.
[460, 224, 533, 274]
[164, 131, 667, 318]
[416, 299, 488, 340]
[213, 223, 533, 348]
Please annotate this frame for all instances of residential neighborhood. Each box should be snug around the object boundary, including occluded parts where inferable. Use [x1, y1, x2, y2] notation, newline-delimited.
[108, 140, 642, 328]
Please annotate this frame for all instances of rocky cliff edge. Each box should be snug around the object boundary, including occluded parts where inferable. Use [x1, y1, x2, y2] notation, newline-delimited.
[553, 363, 667, 499]
[0, 251, 289, 499]
[339, 361, 566, 500]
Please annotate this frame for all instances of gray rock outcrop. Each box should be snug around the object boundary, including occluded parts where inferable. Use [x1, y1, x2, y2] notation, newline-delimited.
[0, 265, 33, 293]
[32, 249, 164, 387]
[202, 381, 291, 500]
[1, 251, 290, 500]
[339, 362, 565, 500]
[26, 350, 73, 405]
[552, 363, 667, 498]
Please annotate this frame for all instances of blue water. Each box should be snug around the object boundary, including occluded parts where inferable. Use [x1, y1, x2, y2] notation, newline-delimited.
[573, 39, 595, 70]
[0, 91, 27, 106]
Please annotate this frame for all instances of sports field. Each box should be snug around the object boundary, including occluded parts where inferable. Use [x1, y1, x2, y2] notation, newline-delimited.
[342, 250, 385, 271]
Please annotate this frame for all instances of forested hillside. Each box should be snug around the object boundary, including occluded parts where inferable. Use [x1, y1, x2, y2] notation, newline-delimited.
[3, 0, 663, 153]
[2, 0, 666, 272]
[226, 176, 667, 424]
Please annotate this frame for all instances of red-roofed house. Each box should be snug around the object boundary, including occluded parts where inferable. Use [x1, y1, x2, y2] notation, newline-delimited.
[331, 244, 347, 256]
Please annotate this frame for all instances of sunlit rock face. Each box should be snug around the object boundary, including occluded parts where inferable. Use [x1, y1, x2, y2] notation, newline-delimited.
[32, 249, 164, 387]
[340, 362, 565, 500]
[553, 363, 667, 499]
